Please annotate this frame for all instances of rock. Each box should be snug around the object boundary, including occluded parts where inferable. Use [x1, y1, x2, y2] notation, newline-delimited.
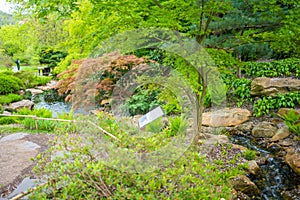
[230, 175, 260, 197]
[236, 122, 254, 132]
[278, 139, 294, 147]
[252, 122, 277, 138]
[232, 144, 248, 152]
[248, 160, 260, 175]
[270, 127, 291, 142]
[202, 108, 251, 127]
[285, 148, 300, 176]
[282, 188, 300, 200]
[2, 111, 11, 115]
[202, 133, 230, 146]
[9, 100, 34, 111]
[256, 157, 267, 165]
[278, 108, 300, 116]
[38, 80, 58, 91]
[25, 88, 43, 95]
[251, 77, 300, 96]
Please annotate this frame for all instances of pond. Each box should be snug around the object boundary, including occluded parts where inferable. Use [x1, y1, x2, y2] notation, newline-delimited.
[32, 89, 71, 118]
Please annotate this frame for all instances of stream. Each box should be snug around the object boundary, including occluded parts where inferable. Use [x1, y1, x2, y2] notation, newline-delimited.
[230, 134, 300, 200]
[32, 89, 71, 118]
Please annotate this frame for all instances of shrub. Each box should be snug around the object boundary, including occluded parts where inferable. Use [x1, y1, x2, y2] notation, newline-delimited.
[39, 47, 68, 68]
[243, 58, 300, 78]
[0, 74, 23, 95]
[243, 149, 256, 160]
[124, 87, 161, 116]
[31, 137, 241, 199]
[13, 71, 51, 89]
[16, 108, 54, 131]
[253, 92, 300, 117]
[0, 105, 3, 114]
[0, 93, 22, 105]
[0, 117, 16, 125]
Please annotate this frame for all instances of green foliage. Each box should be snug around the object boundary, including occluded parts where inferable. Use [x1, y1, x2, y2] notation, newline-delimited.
[13, 71, 51, 89]
[145, 117, 164, 134]
[206, 48, 241, 71]
[39, 47, 67, 68]
[243, 58, 300, 78]
[243, 149, 256, 161]
[0, 105, 3, 114]
[229, 77, 252, 106]
[0, 117, 16, 125]
[0, 93, 22, 105]
[0, 73, 23, 95]
[125, 87, 160, 116]
[164, 116, 188, 137]
[278, 109, 300, 135]
[253, 92, 300, 117]
[16, 107, 54, 131]
[31, 138, 241, 199]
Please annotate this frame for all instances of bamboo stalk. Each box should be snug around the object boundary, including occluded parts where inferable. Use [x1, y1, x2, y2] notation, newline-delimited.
[10, 182, 47, 200]
[87, 120, 120, 142]
[0, 114, 75, 122]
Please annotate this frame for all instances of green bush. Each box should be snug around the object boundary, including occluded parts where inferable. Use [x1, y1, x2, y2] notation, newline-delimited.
[39, 47, 68, 68]
[0, 117, 17, 125]
[16, 107, 54, 131]
[206, 48, 241, 70]
[31, 138, 242, 199]
[164, 115, 188, 137]
[124, 87, 161, 116]
[0, 74, 23, 95]
[0, 105, 3, 114]
[253, 92, 300, 117]
[13, 71, 51, 89]
[243, 149, 256, 161]
[0, 93, 22, 105]
[243, 58, 300, 78]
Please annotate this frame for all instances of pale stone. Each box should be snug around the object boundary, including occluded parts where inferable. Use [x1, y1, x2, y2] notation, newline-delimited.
[202, 108, 251, 127]
[252, 122, 277, 138]
[230, 175, 260, 197]
[248, 160, 260, 175]
[285, 149, 300, 176]
[9, 100, 34, 111]
[270, 127, 291, 142]
[25, 88, 44, 95]
[251, 77, 300, 96]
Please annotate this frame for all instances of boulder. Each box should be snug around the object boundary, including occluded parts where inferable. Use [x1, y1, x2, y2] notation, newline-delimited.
[38, 80, 58, 91]
[9, 100, 34, 111]
[230, 175, 260, 197]
[236, 122, 254, 133]
[2, 111, 11, 115]
[251, 77, 300, 96]
[285, 148, 300, 176]
[252, 122, 277, 138]
[278, 108, 300, 116]
[248, 160, 260, 175]
[202, 133, 230, 146]
[270, 127, 291, 142]
[25, 88, 43, 95]
[202, 108, 251, 127]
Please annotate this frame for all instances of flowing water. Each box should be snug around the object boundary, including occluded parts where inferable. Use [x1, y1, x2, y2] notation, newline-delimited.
[32, 89, 71, 118]
[230, 134, 300, 200]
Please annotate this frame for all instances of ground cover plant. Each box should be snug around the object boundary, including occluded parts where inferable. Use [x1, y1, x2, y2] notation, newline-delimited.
[29, 111, 246, 200]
